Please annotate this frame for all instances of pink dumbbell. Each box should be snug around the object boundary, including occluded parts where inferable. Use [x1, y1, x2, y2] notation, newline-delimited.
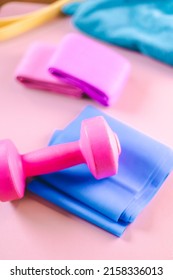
[0, 116, 121, 202]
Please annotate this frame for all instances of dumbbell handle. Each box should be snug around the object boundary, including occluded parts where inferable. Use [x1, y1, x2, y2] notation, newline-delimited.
[21, 141, 85, 177]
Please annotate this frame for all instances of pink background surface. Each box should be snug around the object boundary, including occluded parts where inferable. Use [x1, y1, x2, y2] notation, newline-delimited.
[0, 3, 173, 260]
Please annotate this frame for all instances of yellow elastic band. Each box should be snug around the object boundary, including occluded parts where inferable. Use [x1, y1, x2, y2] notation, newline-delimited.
[0, 0, 56, 25]
[0, 0, 71, 41]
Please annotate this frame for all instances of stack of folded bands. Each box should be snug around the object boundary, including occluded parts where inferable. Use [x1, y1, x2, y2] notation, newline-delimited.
[15, 33, 131, 106]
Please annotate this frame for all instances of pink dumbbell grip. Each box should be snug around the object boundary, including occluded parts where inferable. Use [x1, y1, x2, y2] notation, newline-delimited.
[21, 141, 85, 177]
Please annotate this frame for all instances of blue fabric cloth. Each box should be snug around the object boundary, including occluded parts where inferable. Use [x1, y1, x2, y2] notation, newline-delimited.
[62, 0, 173, 66]
[27, 106, 173, 236]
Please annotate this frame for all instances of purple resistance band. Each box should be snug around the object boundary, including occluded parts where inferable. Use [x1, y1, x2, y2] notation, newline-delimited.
[15, 42, 83, 97]
[48, 33, 131, 106]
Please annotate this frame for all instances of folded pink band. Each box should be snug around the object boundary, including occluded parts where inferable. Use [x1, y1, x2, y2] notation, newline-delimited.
[15, 42, 83, 97]
[49, 33, 131, 106]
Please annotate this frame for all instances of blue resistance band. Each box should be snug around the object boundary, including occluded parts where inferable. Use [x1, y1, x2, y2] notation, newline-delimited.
[27, 106, 173, 236]
[62, 0, 173, 66]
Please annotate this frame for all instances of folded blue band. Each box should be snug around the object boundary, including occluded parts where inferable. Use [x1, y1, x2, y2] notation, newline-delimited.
[62, 0, 173, 66]
[27, 106, 173, 236]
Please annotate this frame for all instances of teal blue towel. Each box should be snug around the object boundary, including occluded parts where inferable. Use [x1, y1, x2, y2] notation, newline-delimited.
[62, 0, 173, 66]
